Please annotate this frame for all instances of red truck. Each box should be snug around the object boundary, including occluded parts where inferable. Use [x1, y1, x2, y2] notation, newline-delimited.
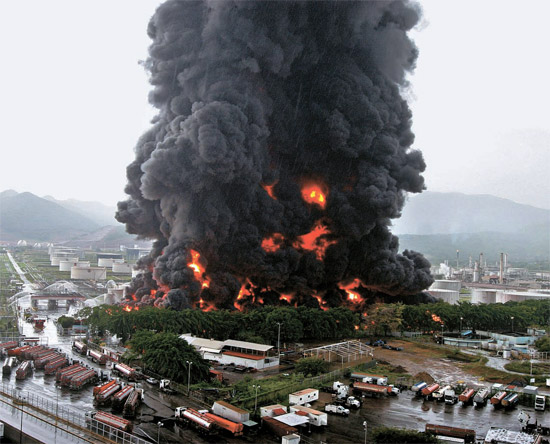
[87, 349, 108, 365]
[459, 388, 475, 405]
[0, 341, 19, 353]
[175, 407, 219, 436]
[113, 363, 137, 381]
[203, 412, 244, 437]
[55, 364, 81, 382]
[9, 345, 32, 357]
[58, 365, 87, 385]
[21, 346, 44, 359]
[16, 360, 33, 380]
[35, 352, 63, 369]
[86, 410, 132, 434]
[69, 369, 97, 390]
[44, 357, 68, 375]
[490, 391, 507, 408]
[94, 381, 121, 407]
[72, 341, 87, 355]
[112, 385, 134, 411]
[421, 383, 440, 399]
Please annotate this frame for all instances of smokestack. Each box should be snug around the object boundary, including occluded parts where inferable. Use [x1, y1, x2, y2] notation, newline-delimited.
[116, 0, 433, 311]
[473, 261, 479, 283]
[499, 252, 504, 284]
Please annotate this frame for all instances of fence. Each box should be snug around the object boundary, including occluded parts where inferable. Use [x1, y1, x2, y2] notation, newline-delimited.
[0, 382, 150, 444]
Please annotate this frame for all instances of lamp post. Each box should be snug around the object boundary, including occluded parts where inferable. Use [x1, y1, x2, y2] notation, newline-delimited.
[186, 361, 193, 394]
[253, 384, 261, 413]
[511, 316, 514, 333]
[157, 421, 163, 444]
[441, 323, 444, 343]
[460, 317, 463, 334]
[363, 420, 368, 444]
[276, 322, 282, 359]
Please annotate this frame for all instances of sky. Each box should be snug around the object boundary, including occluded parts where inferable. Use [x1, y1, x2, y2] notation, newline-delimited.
[0, 0, 549, 210]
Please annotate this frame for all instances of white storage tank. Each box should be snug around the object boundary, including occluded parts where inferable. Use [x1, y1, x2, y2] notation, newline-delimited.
[429, 280, 461, 292]
[98, 257, 125, 268]
[502, 350, 511, 359]
[471, 289, 499, 304]
[112, 262, 132, 274]
[426, 289, 459, 305]
[71, 267, 107, 280]
[59, 260, 79, 272]
[51, 256, 79, 266]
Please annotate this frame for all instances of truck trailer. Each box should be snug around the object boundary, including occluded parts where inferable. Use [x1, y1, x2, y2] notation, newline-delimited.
[501, 393, 519, 409]
[473, 388, 489, 407]
[55, 364, 82, 382]
[87, 349, 108, 365]
[113, 363, 137, 381]
[15, 360, 32, 380]
[94, 382, 122, 407]
[69, 369, 97, 390]
[425, 424, 476, 443]
[86, 410, 132, 433]
[72, 341, 87, 355]
[175, 407, 218, 436]
[459, 388, 475, 405]
[421, 383, 440, 399]
[122, 390, 142, 419]
[112, 385, 135, 411]
[490, 391, 507, 408]
[203, 412, 244, 436]
[44, 357, 68, 375]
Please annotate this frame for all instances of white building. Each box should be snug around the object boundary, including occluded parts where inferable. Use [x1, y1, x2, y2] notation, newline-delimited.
[180, 335, 279, 370]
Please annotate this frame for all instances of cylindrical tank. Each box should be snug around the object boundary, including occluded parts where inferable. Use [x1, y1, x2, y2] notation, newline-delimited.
[59, 261, 79, 272]
[471, 289, 499, 304]
[429, 280, 461, 291]
[71, 267, 107, 280]
[488, 343, 497, 351]
[502, 350, 511, 359]
[426, 289, 459, 305]
[51, 256, 79, 266]
[112, 262, 132, 274]
[98, 258, 124, 267]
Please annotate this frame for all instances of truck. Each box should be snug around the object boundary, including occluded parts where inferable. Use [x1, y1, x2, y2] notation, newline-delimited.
[174, 407, 218, 436]
[345, 396, 361, 409]
[159, 379, 177, 394]
[518, 410, 550, 436]
[122, 389, 142, 419]
[444, 389, 458, 405]
[55, 364, 82, 382]
[473, 387, 489, 407]
[2, 357, 17, 375]
[60, 366, 88, 386]
[411, 381, 428, 393]
[112, 385, 134, 411]
[44, 357, 68, 375]
[72, 341, 87, 355]
[421, 383, 440, 399]
[490, 391, 507, 408]
[87, 349, 108, 365]
[353, 382, 396, 398]
[432, 385, 451, 401]
[425, 424, 476, 443]
[35, 352, 63, 369]
[9, 345, 32, 357]
[21, 346, 44, 359]
[0, 341, 19, 354]
[113, 363, 137, 381]
[459, 388, 475, 405]
[86, 410, 132, 434]
[15, 360, 32, 380]
[535, 395, 546, 411]
[69, 369, 98, 390]
[203, 412, 244, 436]
[331, 381, 349, 399]
[262, 416, 298, 438]
[94, 382, 122, 407]
[501, 392, 519, 409]
[324, 404, 350, 416]
[349, 372, 388, 385]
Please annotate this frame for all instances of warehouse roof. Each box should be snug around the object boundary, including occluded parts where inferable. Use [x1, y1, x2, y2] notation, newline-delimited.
[273, 413, 309, 427]
[223, 339, 273, 352]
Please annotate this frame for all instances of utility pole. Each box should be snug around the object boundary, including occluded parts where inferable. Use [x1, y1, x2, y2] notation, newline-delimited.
[186, 361, 193, 394]
[276, 322, 282, 360]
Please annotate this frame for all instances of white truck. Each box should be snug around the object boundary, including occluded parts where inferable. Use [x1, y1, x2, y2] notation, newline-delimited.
[160, 379, 177, 394]
[444, 389, 458, 405]
[324, 404, 350, 416]
[332, 381, 349, 399]
[345, 396, 361, 409]
[535, 395, 546, 411]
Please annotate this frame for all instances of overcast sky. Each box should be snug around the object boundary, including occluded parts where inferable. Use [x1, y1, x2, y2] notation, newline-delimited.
[1, 0, 549, 210]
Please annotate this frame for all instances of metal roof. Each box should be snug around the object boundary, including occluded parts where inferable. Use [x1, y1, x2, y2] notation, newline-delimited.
[223, 339, 273, 352]
[273, 413, 309, 427]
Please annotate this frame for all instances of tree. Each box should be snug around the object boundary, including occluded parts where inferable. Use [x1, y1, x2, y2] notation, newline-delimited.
[535, 336, 550, 352]
[295, 357, 329, 376]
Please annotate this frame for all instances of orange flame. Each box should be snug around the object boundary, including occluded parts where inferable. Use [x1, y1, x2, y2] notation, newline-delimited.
[280, 293, 293, 304]
[338, 279, 365, 304]
[188, 249, 210, 289]
[312, 293, 329, 311]
[301, 183, 327, 209]
[234, 279, 256, 311]
[262, 182, 278, 200]
[131, 294, 137, 301]
[293, 220, 337, 260]
[431, 313, 443, 324]
[261, 233, 285, 253]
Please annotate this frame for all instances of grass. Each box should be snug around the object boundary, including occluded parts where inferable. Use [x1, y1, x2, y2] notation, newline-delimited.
[460, 356, 520, 383]
[504, 361, 550, 376]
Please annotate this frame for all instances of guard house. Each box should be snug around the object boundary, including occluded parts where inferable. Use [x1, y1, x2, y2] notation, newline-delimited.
[180, 335, 279, 370]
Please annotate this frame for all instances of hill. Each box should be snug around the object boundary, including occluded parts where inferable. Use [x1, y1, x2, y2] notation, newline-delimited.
[391, 191, 550, 235]
[42, 195, 117, 226]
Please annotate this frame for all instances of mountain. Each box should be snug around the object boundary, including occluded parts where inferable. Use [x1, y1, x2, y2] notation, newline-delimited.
[391, 191, 550, 235]
[42, 195, 117, 226]
[0, 192, 100, 242]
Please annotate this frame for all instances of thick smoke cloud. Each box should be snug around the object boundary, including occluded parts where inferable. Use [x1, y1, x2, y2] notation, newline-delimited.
[117, 0, 433, 310]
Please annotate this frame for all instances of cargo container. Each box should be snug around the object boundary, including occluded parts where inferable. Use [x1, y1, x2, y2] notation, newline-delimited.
[15, 360, 32, 380]
[425, 424, 476, 443]
[175, 407, 218, 436]
[490, 391, 507, 407]
[2, 357, 17, 375]
[112, 385, 134, 411]
[86, 410, 132, 433]
[260, 405, 288, 418]
[72, 341, 87, 355]
[203, 412, 244, 436]
[44, 357, 68, 375]
[122, 390, 142, 419]
[87, 349, 108, 365]
[289, 388, 319, 405]
[459, 388, 475, 405]
[349, 372, 388, 385]
[69, 369, 97, 390]
[473, 388, 489, 407]
[212, 401, 250, 424]
[288, 405, 328, 427]
[262, 416, 298, 438]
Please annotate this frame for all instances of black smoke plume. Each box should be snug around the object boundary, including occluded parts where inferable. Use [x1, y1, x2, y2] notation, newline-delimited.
[117, 0, 433, 311]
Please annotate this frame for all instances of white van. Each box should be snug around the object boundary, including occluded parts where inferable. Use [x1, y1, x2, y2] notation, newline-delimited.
[535, 395, 546, 411]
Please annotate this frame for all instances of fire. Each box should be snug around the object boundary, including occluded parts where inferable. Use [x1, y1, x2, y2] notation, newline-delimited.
[293, 220, 337, 260]
[188, 249, 210, 289]
[130, 293, 137, 301]
[262, 182, 278, 200]
[301, 183, 327, 209]
[234, 279, 256, 311]
[338, 279, 365, 304]
[261, 233, 285, 253]
[354, 325, 359, 330]
[122, 305, 139, 312]
[150, 289, 157, 297]
[431, 313, 443, 324]
[312, 293, 329, 311]
[279, 293, 293, 304]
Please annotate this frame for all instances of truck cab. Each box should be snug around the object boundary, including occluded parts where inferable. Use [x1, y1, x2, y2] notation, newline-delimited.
[535, 395, 546, 411]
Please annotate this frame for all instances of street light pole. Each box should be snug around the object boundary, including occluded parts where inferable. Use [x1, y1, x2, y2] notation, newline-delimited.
[276, 322, 282, 359]
[253, 384, 261, 413]
[157, 421, 163, 444]
[363, 420, 368, 444]
[186, 361, 193, 394]
[460, 317, 463, 334]
[511, 316, 514, 333]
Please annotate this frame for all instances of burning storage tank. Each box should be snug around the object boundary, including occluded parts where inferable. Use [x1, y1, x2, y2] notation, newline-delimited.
[116, 1, 433, 311]
[426, 289, 459, 305]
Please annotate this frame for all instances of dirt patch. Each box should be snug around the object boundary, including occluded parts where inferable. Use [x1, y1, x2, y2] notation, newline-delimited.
[413, 371, 434, 383]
